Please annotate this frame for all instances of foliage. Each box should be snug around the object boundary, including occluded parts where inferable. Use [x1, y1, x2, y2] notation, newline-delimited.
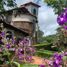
[37, 29, 44, 43]
[0, 23, 35, 66]
[42, 34, 56, 43]
[35, 34, 56, 47]
[39, 51, 67, 67]
[34, 43, 49, 47]
[44, 0, 67, 15]
[0, 0, 16, 11]
[53, 27, 67, 51]
[35, 43, 59, 51]
[36, 50, 54, 58]
[53, 8, 67, 51]
[35, 34, 59, 51]
[57, 8, 67, 26]
[21, 64, 38, 67]
[36, 21, 55, 44]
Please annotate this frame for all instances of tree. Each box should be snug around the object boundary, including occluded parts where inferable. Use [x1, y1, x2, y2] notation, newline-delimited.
[44, 0, 67, 15]
[44, 35, 56, 43]
[44, 0, 67, 51]
[0, 0, 16, 11]
[37, 29, 44, 43]
[52, 27, 67, 51]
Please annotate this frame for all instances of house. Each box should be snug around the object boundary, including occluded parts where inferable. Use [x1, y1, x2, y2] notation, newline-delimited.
[0, 20, 29, 43]
[0, 2, 40, 44]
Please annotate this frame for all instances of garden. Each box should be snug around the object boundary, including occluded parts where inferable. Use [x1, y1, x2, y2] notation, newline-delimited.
[0, 0, 67, 67]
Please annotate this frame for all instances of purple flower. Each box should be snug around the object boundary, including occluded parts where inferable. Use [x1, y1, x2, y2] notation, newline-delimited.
[18, 48, 23, 52]
[64, 52, 67, 56]
[64, 26, 67, 29]
[53, 53, 63, 67]
[1, 32, 5, 37]
[57, 14, 66, 25]
[6, 44, 11, 49]
[63, 8, 67, 13]
[18, 48, 24, 54]
[19, 37, 29, 46]
[53, 61, 60, 67]
[57, 8, 67, 25]
[23, 37, 29, 44]
[25, 56, 32, 62]
[57, 55, 63, 61]
[12, 36, 15, 44]
[53, 53, 59, 58]
[18, 54, 24, 60]
[39, 64, 45, 67]
[16, 48, 24, 56]
[0, 48, 2, 52]
[53, 53, 63, 59]
[0, 40, 3, 44]
[63, 12, 67, 20]
[49, 60, 53, 66]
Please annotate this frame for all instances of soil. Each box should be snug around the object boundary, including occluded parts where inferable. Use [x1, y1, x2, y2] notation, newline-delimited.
[31, 56, 49, 65]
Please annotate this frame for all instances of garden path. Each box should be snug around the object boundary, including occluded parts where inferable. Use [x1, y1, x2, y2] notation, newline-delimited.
[31, 56, 49, 65]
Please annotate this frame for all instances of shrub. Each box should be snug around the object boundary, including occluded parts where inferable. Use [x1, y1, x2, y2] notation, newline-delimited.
[0, 23, 35, 66]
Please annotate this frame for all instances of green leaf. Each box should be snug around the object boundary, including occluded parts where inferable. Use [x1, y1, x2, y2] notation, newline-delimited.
[0, 0, 16, 11]
[13, 61, 20, 67]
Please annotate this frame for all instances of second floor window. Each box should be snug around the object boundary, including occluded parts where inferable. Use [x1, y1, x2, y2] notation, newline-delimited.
[33, 9, 36, 15]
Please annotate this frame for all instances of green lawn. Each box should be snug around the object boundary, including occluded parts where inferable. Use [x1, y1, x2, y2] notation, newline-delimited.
[36, 50, 54, 58]
[34, 43, 49, 47]
[21, 64, 38, 67]
[37, 50, 54, 54]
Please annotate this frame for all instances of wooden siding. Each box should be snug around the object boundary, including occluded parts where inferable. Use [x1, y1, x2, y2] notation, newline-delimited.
[13, 21, 34, 35]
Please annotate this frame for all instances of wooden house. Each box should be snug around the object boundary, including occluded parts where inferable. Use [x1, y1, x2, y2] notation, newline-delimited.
[0, 2, 40, 44]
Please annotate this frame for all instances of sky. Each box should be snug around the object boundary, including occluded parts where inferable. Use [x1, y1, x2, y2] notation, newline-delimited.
[16, 0, 59, 36]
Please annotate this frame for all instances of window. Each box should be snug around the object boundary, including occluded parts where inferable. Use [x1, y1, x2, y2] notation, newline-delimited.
[6, 31, 12, 35]
[33, 9, 36, 15]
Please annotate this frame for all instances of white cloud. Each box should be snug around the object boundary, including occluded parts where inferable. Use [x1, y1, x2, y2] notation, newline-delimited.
[38, 3, 59, 36]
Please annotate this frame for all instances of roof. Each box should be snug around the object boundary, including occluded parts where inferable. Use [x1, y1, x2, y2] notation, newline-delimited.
[0, 7, 37, 18]
[0, 20, 29, 36]
[21, 2, 40, 7]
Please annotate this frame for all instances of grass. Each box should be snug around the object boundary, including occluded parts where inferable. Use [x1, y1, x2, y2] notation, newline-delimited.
[37, 50, 54, 54]
[34, 42, 49, 47]
[36, 50, 54, 58]
[20, 64, 38, 67]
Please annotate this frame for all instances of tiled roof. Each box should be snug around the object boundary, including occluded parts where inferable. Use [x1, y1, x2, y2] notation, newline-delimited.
[0, 7, 37, 18]
[21, 2, 40, 7]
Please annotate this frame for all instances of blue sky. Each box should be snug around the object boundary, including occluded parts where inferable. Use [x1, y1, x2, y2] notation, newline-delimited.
[16, 0, 59, 36]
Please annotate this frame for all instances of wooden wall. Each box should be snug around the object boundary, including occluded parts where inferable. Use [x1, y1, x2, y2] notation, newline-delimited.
[13, 21, 34, 35]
